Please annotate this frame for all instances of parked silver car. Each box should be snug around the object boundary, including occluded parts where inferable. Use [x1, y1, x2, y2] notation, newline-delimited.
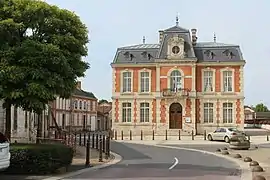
[207, 127, 246, 143]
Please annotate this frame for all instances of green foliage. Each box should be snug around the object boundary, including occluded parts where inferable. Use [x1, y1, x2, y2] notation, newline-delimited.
[251, 103, 269, 112]
[6, 143, 74, 175]
[99, 99, 109, 104]
[0, 0, 89, 113]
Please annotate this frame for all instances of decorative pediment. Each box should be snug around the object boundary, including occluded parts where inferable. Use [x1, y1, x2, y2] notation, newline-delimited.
[168, 36, 184, 45]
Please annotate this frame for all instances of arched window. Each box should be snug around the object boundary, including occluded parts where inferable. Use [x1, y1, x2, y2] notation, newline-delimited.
[170, 70, 182, 91]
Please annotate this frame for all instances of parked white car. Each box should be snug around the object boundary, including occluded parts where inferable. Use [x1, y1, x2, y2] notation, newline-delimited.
[0, 132, 10, 171]
[207, 127, 246, 143]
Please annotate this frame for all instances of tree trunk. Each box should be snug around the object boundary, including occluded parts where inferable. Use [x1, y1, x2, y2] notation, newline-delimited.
[4, 101, 11, 141]
[36, 113, 42, 144]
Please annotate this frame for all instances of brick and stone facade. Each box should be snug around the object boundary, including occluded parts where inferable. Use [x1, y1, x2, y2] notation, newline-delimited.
[111, 19, 245, 135]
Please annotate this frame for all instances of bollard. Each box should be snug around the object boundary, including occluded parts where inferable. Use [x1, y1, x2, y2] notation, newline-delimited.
[247, 136, 250, 141]
[74, 132, 77, 145]
[83, 133, 86, 146]
[152, 130, 155, 140]
[105, 136, 109, 159]
[54, 130, 57, 139]
[121, 130, 123, 140]
[88, 132, 91, 143]
[114, 131, 117, 140]
[92, 134, 95, 148]
[204, 130, 206, 140]
[85, 139, 91, 167]
[96, 134, 99, 149]
[99, 135, 103, 162]
[141, 130, 143, 140]
[79, 133, 82, 146]
[178, 130, 181, 140]
[191, 130, 194, 140]
[102, 135, 105, 153]
[267, 135, 269, 141]
[130, 130, 132, 140]
[165, 129, 168, 140]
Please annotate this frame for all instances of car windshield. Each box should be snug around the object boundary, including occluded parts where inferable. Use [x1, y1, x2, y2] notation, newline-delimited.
[228, 128, 241, 132]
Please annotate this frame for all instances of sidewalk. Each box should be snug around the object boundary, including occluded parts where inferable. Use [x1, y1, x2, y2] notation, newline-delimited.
[226, 147, 270, 179]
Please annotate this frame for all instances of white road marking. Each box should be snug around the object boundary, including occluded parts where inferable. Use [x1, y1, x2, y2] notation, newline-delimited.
[168, 157, 179, 170]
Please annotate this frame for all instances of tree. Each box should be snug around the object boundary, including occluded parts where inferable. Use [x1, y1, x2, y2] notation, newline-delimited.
[99, 99, 109, 104]
[252, 103, 269, 112]
[0, 0, 89, 142]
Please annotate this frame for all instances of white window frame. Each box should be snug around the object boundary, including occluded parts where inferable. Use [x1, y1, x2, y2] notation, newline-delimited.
[121, 70, 133, 93]
[202, 68, 216, 92]
[167, 68, 184, 91]
[203, 103, 214, 123]
[223, 102, 233, 123]
[122, 102, 132, 122]
[138, 69, 151, 93]
[220, 67, 235, 93]
[140, 102, 150, 122]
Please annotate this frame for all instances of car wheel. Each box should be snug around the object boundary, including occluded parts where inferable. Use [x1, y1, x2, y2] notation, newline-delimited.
[224, 136, 230, 143]
[208, 135, 213, 141]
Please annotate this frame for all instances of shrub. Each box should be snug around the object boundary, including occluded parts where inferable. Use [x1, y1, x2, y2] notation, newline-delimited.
[6, 143, 74, 175]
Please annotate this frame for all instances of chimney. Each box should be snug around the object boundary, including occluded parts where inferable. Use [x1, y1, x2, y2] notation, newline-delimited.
[159, 30, 164, 44]
[76, 81, 81, 90]
[191, 28, 198, 46]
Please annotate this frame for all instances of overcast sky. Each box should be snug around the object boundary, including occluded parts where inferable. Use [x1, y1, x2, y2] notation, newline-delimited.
[46, 0, 270, 107]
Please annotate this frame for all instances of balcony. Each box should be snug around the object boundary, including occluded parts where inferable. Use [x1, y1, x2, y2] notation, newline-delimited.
[162, 88, 190, 98]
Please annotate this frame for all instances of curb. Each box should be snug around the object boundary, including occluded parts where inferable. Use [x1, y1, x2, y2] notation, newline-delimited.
[150, 144, 252, 180]
[41, 151, 122, 180]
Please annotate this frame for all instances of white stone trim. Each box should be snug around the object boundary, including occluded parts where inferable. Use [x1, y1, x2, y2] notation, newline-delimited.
[201, 67, 216, 93]
[166, 67, 185, 89]
[219, 99, 236, 125]
[239, 99, 245, 128]
[239, 66, 244, 93]
[156, 65, 160, 92]
[112, 68, 116, 93]
[118, 99, 134, 123]
[138, 68, 152, 93]
[120, 69, 134, 93]
[199, 99, 217, 124]
[136, 99, 152, 124]
[220, 67, 235, 93]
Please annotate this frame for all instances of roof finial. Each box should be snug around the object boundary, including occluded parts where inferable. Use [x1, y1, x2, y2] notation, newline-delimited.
[213, 32, 216, 42]
[176, 14, 179, 26]
[142, 36, 146, 44]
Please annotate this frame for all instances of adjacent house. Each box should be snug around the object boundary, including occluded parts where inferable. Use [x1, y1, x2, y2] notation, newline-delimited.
[97, 101, 112, 130]
[111, 18, 245, 135]
[49, 81, 98, 132]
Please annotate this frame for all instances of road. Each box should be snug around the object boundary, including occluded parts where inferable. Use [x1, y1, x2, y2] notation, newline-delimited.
[65, 142, 241, 180]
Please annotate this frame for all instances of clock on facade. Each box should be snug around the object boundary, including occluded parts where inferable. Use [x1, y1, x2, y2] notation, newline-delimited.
[172, 46, 180, 54]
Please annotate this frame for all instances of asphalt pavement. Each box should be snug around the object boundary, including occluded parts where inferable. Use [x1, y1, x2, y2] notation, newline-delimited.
[64, 141, 241, 180]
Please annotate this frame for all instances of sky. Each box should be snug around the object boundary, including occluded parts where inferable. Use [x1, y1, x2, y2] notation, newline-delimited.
[46, 0, 270, 107]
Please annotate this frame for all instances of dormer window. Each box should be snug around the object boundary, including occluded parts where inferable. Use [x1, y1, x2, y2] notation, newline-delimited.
[147, 53, 153, 60]
[130, 54, 134, 61]
[141, 51, 147, 58]
[223, 49, 235, 59]
[204, 50, 215, 59]
[124, 51, 130, 58]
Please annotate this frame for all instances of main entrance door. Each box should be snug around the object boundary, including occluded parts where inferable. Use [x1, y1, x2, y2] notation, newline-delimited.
[169, 103, 182, 129]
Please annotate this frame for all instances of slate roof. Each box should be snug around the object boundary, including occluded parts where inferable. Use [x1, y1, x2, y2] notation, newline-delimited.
[112, 24, 244, 64]
[73, 88, 97, 99]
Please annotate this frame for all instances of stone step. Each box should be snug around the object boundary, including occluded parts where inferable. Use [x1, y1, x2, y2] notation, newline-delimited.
[155, 129, 191, 136]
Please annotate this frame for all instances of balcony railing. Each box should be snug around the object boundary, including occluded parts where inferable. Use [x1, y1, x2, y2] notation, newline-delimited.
[162, 88, 190, 98]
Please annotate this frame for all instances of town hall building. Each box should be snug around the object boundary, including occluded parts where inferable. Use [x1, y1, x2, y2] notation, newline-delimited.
[111, 18, 245, 135]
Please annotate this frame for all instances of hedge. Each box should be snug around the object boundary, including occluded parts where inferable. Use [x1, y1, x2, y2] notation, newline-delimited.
[6, 143, 74, 175]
